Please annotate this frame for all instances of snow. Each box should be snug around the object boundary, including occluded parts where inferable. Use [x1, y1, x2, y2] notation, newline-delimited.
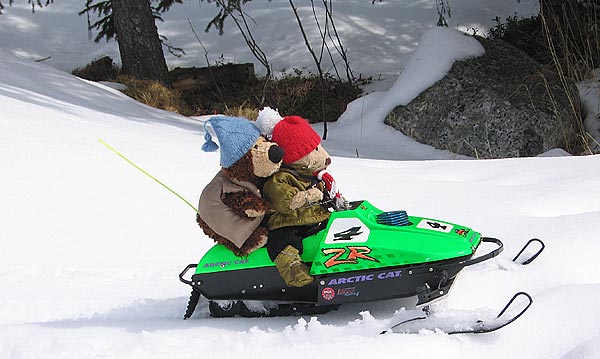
[326, 27, 485, 160]
[1, 1, 600, 358]
[0, 0, 538, 78]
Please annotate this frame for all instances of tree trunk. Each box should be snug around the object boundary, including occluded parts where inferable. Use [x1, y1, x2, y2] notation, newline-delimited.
[111, 0, 172, 87]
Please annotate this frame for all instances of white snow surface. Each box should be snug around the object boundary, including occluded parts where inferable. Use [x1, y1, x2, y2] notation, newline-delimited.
[1, 1, 600, 358]
[0, 0, 538, 78]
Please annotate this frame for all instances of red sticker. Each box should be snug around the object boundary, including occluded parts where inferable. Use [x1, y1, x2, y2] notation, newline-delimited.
[322, 287, 335, 301]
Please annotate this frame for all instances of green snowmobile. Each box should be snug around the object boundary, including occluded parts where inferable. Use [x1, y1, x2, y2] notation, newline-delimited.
[180, 200, 543, 324]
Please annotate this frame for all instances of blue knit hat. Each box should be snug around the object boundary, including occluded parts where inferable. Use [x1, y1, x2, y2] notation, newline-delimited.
[202, 116, 261, 168]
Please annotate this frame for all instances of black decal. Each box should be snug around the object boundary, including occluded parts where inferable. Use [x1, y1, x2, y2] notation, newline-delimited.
[427, 221, 447, 230]
[333, 226, 363, 241]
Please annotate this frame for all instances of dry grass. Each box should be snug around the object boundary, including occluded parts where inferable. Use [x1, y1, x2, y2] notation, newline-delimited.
[490, 0, 600, 154]
[176, 70, 362, 122]
[72, 57, 361, 123]
[116, 75, 193, 116]
[223, 104, 259, 120]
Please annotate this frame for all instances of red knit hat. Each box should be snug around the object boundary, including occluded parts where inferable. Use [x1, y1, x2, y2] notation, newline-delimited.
[271, 116, 321, 164]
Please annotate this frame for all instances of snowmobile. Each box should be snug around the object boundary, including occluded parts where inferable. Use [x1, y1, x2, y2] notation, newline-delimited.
[180, 200, 543, 326]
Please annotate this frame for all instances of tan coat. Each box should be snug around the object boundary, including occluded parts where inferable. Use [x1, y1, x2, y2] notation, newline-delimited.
[198, 170, 264, 249]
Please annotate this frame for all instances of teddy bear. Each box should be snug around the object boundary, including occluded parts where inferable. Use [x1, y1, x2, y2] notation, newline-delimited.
[256, 108, 346, 287]
[196, 115, 284, 256]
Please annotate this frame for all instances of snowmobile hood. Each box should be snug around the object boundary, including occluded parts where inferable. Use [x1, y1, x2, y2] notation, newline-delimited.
[304, 201, 481, 275]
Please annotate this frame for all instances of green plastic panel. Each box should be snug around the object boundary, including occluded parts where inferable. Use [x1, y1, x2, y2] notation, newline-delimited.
[195, 200, 481, 275]
[308, 201, 481, 275]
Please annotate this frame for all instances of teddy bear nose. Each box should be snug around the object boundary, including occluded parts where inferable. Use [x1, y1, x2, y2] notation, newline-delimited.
[268, 145, 284, 164]
[325, 157, 331, 166]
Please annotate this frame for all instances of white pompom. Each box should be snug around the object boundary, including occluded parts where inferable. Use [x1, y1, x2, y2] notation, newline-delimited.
[256, 106, 283, 139]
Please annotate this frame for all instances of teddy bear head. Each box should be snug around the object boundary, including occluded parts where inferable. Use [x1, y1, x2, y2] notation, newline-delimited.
[287, 143, 331, 173]
[202, 115, 283, 184]
[257, 108, 330, 174]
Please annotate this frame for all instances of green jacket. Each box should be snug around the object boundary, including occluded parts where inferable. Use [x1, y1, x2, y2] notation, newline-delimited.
[263, 167, 331, 230]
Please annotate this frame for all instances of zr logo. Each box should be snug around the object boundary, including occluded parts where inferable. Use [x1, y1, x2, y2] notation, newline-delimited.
[322, 246, 379, 268]
[333, 227, 363, 241]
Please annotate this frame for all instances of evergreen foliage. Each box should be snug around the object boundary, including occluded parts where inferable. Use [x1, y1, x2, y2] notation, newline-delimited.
[72, 55, 119, 81]
[80, 1, 181, 43]
[0, 0, 53, 14]
[79, 0, 254, 43]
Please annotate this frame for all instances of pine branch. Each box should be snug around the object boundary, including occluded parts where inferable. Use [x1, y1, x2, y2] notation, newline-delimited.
[0, 0, 53, 15]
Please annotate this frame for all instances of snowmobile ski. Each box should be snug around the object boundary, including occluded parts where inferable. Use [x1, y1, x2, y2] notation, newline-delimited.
[512, 238, 545, 265]
[382, 291, 533, 335]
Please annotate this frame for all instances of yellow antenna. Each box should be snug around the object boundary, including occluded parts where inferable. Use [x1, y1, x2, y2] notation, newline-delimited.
[98, 138, 199, 213]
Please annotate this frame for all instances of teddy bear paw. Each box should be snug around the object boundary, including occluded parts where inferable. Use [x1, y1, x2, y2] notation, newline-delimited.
[289, 188, 324, 210]
[244, 233, 268, 254]
[244, 208, 265, 218]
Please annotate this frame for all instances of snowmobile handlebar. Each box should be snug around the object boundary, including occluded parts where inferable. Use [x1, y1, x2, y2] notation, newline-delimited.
[457, 237, 504, 268]
[179, 263, 197, 286]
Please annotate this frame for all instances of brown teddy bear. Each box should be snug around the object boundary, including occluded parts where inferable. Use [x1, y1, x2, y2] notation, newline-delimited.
[257, 109, 345, 287]
[196, 116, 284, 256]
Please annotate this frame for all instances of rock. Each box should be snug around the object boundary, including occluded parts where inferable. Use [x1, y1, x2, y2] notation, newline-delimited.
[385, 36, 582, 158]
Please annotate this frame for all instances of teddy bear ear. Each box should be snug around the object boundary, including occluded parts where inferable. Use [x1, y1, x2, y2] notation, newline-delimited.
[256, 107, 283, 140]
